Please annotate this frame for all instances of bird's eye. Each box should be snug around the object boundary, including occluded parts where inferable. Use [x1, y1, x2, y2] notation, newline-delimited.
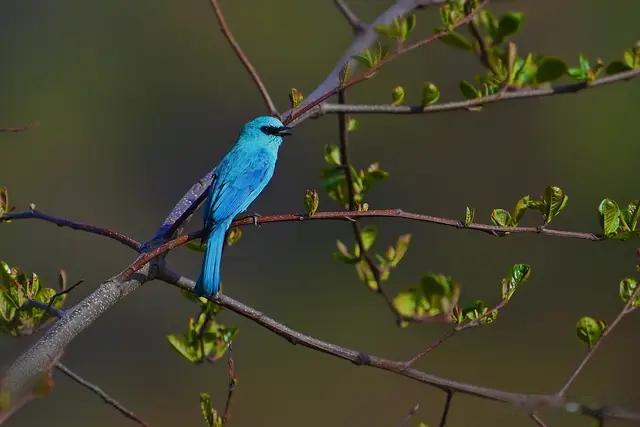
[260, 125, 279, 135]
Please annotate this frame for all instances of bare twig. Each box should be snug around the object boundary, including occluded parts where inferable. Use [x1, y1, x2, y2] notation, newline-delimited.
[397, 403, 420, 427]
[46, 280, 84, 314]
[157, 267, 640, 423]
[318, 68, 640, 116]
[207, 0, 278, 116]
[529, 412, 548, 427]
[1, 209, 141, 251]
[439, 391, 453, 427]
[334, 0, 366, 34]
[222, 347, 237, 425]
[557, 282, 640, 397]
[55, 363, 150, 427]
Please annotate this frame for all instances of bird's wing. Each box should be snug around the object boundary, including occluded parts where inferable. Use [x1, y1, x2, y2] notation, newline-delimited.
[205, 152, 274, 227]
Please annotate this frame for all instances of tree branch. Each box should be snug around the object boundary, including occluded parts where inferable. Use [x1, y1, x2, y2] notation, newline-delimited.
[556, 282, 640, 397]
[55, 363, 149, 427]
[438, 391, 453, 427]
[334, 0, 366, 34]
[529, 412, 548, 427]
[207, 0, 278, 116]
[317, 68, 640, 116]
[1, 209, 141, 251]
[157, 267, 640, 424]
[0, 122, 39, 133]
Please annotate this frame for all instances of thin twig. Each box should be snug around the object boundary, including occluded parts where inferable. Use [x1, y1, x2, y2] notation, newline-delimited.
[334, 0, 366, 34]
[1, 209, 141, 251]
[222, 347, 237, 425]
[46, 280, 84, 314]
[55, 362, 150, 427]
[397, 403, 420, 427]
[207, 0, 278, 116]
[529, 412, 548, 427]
[158, 267, 640, 424]
[318, 68, 640, 117]
[25, 300, 65, 319]
[557, 283, 640, 397]
[439, 391, 453, 427]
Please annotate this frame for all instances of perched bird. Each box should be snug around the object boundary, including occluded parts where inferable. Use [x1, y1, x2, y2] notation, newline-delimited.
[195, 115, 291, 296]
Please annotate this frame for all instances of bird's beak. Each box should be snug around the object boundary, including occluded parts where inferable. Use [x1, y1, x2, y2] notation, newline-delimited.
[276, 126, 292, 136]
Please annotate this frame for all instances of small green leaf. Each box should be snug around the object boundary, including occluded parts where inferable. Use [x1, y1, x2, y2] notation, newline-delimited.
[490, 208, 513, 227]
[226, 227, 242, 246]
[347, 118, 358, 132]
[511, 195, 531, 225]
[167, 334, 200, 362]
[323, 144, 342, 166]
[462, 300, 488, 321]
[353, 49, 375, 68]
[496, 12, 524, 41]
[388, 234, 411, 267]
[459, 80, 480, 99]
[543, 186, 568, 224]
[619, 277, 640, 306]
[199, 393, 221, 427]
[576, 316, 606, 349]
[501, 264, 531, 301]
[536, 57, 567, 83]
[421, 82, 440, 106]
[288, 88, 304, 108]
[598, 198, 621, 237]
[186, 241, 206, 252]
[391, 86, 406, 105]
[355, 259, 378, 290]
[334, 240, 357, 264]
[464, 207, 475, 226]
[624, 200, 640, 231]
[360, 225, 377, 250]
[304, 189, 319, 216]
[0, 187, 9, 217]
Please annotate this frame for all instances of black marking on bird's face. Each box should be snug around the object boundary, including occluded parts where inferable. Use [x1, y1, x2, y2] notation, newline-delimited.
[260, 125, 292, 137]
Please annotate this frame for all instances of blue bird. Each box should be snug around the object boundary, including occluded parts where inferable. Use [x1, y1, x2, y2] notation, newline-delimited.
[195, 115, 291, 296]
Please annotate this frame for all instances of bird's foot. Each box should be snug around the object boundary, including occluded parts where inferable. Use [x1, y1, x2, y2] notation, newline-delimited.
[250, 213, 262, 227]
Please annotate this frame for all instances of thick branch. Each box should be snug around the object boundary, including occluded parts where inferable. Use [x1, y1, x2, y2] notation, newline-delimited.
[318, 68, 640, 116]
[207, 0, 277, 116]
[55, 363, 149, 427]
[1, 209, 141, 251]
[157, 267, 640, 423]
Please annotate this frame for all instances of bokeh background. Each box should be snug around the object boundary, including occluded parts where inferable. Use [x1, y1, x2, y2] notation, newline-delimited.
[1, 1, 639, 426]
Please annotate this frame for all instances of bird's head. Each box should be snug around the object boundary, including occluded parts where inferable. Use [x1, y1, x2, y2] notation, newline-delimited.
[242, 115, 292, 146]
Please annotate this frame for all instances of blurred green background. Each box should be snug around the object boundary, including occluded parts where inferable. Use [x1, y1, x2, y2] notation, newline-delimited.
[1, 1, 639, 426]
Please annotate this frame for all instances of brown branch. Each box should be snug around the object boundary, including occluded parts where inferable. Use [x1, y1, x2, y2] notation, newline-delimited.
[318, 68, 640, 116]
[55, 363, 150, 427]
[334, 0, 366, 34]
[439, 391, 453, 427]
[556, 282, 640, 397]
[157, 267, 640, 423]
[1, 209, 141, 251]
[207, 0, 278, 116]
[284, 1, 489, 125]
[222, 348, 237, 425]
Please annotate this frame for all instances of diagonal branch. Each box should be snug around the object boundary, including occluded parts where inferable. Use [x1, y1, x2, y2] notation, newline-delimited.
[334, 0, 366, 34]
[318, 68, 640, 116]
[157, 267, 640, 424]
[1, 209, 141, 251]
[55, 363, 150, 427]
[207, 0, 278, 116]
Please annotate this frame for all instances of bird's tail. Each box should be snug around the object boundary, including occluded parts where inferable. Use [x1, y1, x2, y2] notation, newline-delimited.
[195, 221, 230, 296]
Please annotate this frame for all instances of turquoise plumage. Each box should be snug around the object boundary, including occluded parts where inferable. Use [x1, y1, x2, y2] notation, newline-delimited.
[195, 116, 291, 296]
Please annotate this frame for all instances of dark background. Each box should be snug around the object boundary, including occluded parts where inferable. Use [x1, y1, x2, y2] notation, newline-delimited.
[1, 1, 639, 426]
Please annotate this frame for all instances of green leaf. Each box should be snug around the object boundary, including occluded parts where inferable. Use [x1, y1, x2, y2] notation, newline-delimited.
[352, 49, 375, 68]
[391, 86, 406, 105]
[543, 186, 568, 224]
[598, 198, 621, 237]
[536, 57, 567, 83]
[439, 30, 473, 50]
[459, 80, 480, 99]
[347, 118, 358, 132]
[462, 299, 488, 321]
[288, 88, 304, 108]
[619, 277, 640, 306]
[199, 393, 222, 427]
[355, 259, 378, 290]
[225, 227, 242, 246]
[323, 144, 341, 166]
[511, 195, 531, 225]
[490, 208, 513, 227]
[186, 241, 206, 252]
[393, 273, 459, 318]
[624, 200, 640, 231]
[388, 234, 411, 267]
[0, 187, 8, 217]
[496, 12, 524, 41]
[167, 334, 200, 362]
[360, 225, 377, 250]
[421, 82, 440, 106]
[464, 207, 475, 226]
[334, 240, 357, 264]
[501, 264, 531, 301]
[576, 316, 606, 349]
[304, 189, 319, 216]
